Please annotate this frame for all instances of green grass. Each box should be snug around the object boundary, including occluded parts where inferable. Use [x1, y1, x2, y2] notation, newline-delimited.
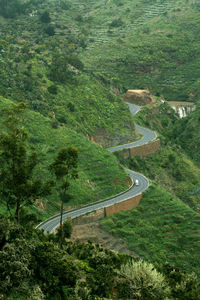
[78, 0, 200, 103]
[0, 3, 136, 147]
[101, 183, 200, 274]
[124, 144, 200, 212]
[174, 106, 200, 165]
[0, 96, 130, 220]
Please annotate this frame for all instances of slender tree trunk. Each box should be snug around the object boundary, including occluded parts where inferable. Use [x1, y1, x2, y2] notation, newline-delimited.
[60, 192, 64, 227]
[6, 202, 12, 217]
[15, 202, 20, 224]
[59, 190, 65, 249]
[15, 205, 19, 224]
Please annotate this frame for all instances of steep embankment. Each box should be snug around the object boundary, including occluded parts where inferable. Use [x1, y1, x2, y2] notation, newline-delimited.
[101, 183, 200, 275]
[37, 100, 158, 232]
[0, 97, 131, 219]
[0, 0, 136, 147]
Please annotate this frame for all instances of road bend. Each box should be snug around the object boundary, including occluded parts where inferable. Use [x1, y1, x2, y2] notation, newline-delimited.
[37, 103, 156, 233]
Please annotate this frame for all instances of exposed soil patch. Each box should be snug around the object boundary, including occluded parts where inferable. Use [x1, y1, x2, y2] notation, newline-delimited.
[71, 220, 139, 258]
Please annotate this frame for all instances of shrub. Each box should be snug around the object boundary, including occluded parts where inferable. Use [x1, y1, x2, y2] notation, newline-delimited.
[45, 26, 55, 36]
[40, 11, 51, 23]
[109, 18, 124, 28]
[48, 85, 58, 95]
[118, 260, 170, 299]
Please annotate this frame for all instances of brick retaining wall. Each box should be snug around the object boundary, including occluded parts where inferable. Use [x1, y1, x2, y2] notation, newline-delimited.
[105, 194, 142, 217]
[72, 194, 142, 224]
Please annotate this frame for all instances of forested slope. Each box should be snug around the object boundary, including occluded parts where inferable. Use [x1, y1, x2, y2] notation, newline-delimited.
[1, 0, 200, 299]
[0, 0, 137, 217]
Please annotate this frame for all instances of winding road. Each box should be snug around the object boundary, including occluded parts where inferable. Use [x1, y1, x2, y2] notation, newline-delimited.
[37, 103, 156, 233]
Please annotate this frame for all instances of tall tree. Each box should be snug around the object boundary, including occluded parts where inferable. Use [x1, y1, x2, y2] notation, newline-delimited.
[0, 102, 53, 223]
[50, 147, 78, 247]
[0, 0, 25, 18]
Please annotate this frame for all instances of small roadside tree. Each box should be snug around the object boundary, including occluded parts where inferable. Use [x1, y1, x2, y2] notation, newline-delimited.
[50, 147, 78, 247]
[0, 102, 53, 223]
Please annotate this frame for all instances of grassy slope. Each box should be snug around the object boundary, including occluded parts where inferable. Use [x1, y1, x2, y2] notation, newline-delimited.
[126, 145, 200, 211]
[0, 96, 130, 219]
[106, 100, 200, 273]
[101, 183, 200, 275]
[80, 0, 200, 103]
[0, 0, 136, 146]
[79, 0, 200, 167]
[173, 107, 200, 164]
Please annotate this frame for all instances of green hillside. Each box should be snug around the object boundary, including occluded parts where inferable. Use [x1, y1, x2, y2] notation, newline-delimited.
[0, 97, 130, 219]
[173, 107, 200, 164]
[80, 0, 200, 103]
[0, 0, 136, 146]
[101, 183, 200, 275]
[1, 0, 200, 299]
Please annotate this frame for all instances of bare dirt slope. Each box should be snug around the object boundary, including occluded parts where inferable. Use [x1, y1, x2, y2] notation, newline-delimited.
[71, 220, 139, 258]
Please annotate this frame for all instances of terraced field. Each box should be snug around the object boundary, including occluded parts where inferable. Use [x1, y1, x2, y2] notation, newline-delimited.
[71, 0, 175, 50]
[72, 0, 200, 103]
[101, 183, 200, 274]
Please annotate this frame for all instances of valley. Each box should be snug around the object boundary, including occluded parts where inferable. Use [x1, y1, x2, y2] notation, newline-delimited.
[0, 0, 200, 299]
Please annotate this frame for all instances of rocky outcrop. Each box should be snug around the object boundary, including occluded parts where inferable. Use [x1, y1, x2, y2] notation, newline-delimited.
[125, 89, 153, 105]
[88, 127, 136, 147]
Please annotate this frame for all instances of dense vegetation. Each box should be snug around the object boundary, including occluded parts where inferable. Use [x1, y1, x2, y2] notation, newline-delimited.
[0, 0, 135, 146]
[1, 215, 200, 299]
[0, 0, 139, 217]
[1, 0, 200, 298]
[0, 98, 130, 220]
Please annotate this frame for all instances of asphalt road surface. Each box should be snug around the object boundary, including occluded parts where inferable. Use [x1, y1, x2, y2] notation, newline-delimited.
[36, 169, 149, 233]
[108, 104, 157, 152]
[37, 103, 156, 233]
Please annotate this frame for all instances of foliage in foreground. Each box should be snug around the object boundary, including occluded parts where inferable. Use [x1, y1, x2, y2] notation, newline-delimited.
[0, 215, 200, 299]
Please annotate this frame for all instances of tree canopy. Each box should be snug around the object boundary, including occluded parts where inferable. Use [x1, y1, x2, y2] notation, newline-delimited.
[0, 103, 53, 223]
